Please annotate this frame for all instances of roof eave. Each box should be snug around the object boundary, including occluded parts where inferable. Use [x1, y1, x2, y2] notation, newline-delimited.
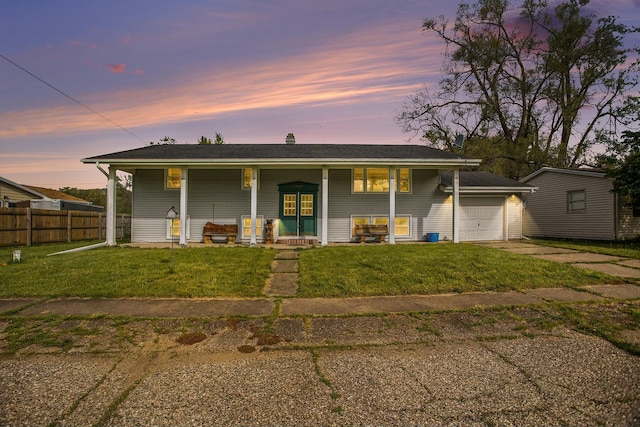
[521, 167, 606, 182]
[82, 157, 482, 168]
[440, 186, 537, 194]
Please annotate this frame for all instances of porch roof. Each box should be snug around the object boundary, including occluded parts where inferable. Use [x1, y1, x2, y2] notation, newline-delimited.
[82, 144, 481, 168]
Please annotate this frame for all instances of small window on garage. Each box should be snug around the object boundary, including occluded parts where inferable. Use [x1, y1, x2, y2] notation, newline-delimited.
[568, 190, 586, 213]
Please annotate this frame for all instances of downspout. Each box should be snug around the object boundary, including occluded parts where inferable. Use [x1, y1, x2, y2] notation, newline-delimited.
[48, 162, 112, 256]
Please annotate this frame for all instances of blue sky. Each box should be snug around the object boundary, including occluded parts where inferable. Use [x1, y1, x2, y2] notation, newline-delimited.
[1, 0, 639, 188]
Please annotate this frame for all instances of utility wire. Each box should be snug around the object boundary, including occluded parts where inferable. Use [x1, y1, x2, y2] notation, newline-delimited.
[1, 53, 145, 143]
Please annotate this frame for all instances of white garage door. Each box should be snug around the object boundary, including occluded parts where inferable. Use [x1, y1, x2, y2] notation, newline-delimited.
[460, 197, 504, 241]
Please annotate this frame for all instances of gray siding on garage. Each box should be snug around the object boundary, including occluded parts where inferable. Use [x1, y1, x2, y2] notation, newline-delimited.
[522, 171, 615, 240]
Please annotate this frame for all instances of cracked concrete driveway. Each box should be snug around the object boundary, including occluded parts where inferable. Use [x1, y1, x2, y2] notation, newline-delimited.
[1, 306, 639, 427]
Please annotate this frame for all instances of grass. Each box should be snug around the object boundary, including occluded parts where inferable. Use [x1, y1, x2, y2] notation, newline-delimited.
[297, 244, 613, 297]
[0, 243, 276, 298]
[529, 238, 640, 259]
[0, 241, 617, 299]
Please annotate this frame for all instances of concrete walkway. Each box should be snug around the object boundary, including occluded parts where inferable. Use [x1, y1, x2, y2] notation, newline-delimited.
[478, 241, 640, 278]
[2, 282, 639, 318]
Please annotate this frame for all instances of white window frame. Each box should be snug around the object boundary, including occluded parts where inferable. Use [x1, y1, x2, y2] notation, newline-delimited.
[241, 168, 260, 190]
[241, 215, 264, 238]
[166, 216, 190, 239]
[352, 168, 412, 194]
[350, 215, 412, 238]
[165, 168, 181, 190]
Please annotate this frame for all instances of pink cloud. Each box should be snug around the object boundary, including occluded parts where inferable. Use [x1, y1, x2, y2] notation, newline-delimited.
[109, 63, 126, 73]
[123, 35, 132, 45]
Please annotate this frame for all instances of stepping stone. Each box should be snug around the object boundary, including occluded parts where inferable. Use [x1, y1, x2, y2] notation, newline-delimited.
[532, 253, 622, 263]
[265, 273, 298, 296]
[618, 259, 640, 269]
[572, 263, 640, 278]
[272, 260, 298, 273]
[275, 251, 299, 260]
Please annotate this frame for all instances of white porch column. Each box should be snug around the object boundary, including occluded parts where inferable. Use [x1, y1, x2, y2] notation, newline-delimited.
[106, 167, 117, 246]
[453, 168, 460, 243]
[250, 167, 258, 245]
[388, 167, 396, 244]
[321, 167, 329, 246]
[179, 167, 188, 246]
[503, 196, 509, 242]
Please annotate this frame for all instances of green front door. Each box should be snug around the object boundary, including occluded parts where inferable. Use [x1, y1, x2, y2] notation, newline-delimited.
[278, 182, 318, 236]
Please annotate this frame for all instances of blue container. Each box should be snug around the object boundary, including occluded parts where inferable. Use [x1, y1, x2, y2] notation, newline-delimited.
[426, 233, 439, 242]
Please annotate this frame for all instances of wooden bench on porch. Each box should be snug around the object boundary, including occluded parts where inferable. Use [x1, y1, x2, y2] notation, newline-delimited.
[202, 222, 238, 244]
[354, 224, 389, 243]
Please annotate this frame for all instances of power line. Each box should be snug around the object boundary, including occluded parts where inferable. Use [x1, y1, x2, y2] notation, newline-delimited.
[1, 53, 145, 143]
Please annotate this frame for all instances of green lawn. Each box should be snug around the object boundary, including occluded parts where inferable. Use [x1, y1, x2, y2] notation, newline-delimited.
[298, 244, 613, 297]
[530, 239, 640, 259]
[0, 241, 616, 299]
[0, 243, 276, 298]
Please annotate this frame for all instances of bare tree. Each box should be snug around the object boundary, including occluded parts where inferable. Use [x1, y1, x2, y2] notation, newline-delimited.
[398, 0, 639, 178]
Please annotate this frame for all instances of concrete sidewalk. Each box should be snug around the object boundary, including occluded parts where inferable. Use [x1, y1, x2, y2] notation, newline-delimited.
[2, 283, 639, 318]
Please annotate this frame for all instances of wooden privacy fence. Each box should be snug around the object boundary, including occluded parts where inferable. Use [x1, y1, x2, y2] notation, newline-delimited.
[0, 208, 131, 247]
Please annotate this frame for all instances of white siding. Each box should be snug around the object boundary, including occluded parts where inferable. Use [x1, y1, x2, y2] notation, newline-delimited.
[523, 171, 615, 240]
[507, 195, 523, 240]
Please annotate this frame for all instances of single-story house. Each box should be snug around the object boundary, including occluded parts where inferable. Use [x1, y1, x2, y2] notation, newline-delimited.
[81, 141, 535, 246]
[521, 167, 640, 240]
[0, 175, 102, 212]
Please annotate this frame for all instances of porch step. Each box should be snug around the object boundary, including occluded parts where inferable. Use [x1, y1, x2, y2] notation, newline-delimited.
[276, 238, 318, 246]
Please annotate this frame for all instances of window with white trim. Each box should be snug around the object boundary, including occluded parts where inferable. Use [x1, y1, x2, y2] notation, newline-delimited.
[165, 168, 181, 189]
[242, 168, 253, 190]
[166, 217, 190, 239]
[241, 215, 263, 238]
[352, 168, 411, 193]
[350, 215, 411, 237]
[568, 190, 586, 213]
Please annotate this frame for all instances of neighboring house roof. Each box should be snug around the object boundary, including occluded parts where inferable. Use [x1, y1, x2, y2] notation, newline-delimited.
[82, 144, 481, 168]
[439, 171, 537, 194]
[24, 185, 91, 204]
[0, 175, 47, 199]
[521, 167, 607, 182]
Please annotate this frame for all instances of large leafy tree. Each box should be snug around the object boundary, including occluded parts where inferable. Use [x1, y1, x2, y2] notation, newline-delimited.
[606, 130, 640, 211]
[397, 0, 639, 179]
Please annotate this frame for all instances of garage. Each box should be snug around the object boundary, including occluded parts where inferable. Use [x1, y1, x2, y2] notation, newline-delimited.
[460, 197, 504, 241]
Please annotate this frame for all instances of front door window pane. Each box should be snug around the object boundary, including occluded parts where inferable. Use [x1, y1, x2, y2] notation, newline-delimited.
[283, 194, 296, 216]
[300, 194, 313, 216]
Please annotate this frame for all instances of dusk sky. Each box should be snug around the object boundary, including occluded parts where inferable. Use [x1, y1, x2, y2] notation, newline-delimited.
[2, 0, 639, 189]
